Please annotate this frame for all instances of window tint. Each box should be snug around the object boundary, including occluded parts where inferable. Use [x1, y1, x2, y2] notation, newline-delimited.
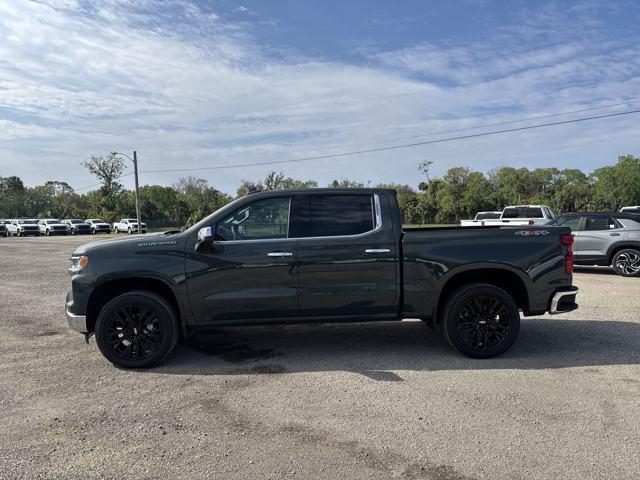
[585, 216, 619, 231]
[301, 194, 375, 238]
[216, 196, 290, 241]
[555, 216, 581, 230]
[502, 207, 544, 219]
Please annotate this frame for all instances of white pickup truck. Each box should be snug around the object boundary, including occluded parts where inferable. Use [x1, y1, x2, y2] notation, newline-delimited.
[460, 211, 502, 227]
[113, 218, 148, 234]
[461, 205, 556, 227]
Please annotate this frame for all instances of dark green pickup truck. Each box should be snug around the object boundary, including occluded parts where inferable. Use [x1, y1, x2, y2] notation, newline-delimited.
[66, 188, 578, 368]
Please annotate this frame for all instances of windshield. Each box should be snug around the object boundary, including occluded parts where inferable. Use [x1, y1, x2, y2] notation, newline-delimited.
[70, 220, 83, 224]
[91, 219, 106, 223]
[18, 220, 37, 224]
[502, 207, 544, 219]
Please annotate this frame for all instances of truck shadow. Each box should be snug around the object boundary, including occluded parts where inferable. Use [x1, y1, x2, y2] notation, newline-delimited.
[152, 318, 640, 378]
[574, 266, 617, 276]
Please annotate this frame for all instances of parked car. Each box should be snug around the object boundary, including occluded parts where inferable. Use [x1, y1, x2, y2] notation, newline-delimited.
[66, 188, 578, 368]
[620, 206, 640, 214]
[38, 219, 69, 236]
[460, 205, 556, 227]
[8, 219, 40, 236]
[85, 219, 112, 234]
[549, 211, 640, 277]
[460, 211, 502, 227]
[0, 221, 7, 237]
[113, 218, 148, 234]
[62, 219, 92, 235]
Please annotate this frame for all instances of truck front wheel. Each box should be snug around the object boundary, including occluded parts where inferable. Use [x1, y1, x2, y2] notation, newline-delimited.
[95, 291, 179, 368]
[442, 283, 520, 359]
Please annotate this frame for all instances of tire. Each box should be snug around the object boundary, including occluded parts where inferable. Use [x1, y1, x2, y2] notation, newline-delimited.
[45, 229, 50, 236]
[128, 227, 132, 234]
[612, 249, 640, 277]
[91, 228, 96, 234]
[95, 291, 179, 368]
[17, 230, 21, 237]
[441, 283, 520, 359]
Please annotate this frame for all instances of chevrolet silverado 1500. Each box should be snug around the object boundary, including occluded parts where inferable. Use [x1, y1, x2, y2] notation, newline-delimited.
[66, 189, 579, 368]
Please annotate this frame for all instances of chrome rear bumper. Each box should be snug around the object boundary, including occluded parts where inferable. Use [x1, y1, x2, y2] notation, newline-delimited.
[549, 287, 579, 314]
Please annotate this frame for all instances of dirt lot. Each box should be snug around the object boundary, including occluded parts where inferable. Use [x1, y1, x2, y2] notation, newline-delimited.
[1, 235, 639, 480]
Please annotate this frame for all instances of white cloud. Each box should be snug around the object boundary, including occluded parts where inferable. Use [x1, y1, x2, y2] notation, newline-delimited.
[0, 0, 638, 193]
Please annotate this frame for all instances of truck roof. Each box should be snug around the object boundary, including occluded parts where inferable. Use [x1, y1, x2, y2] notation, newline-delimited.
[248, 188, 397, 195]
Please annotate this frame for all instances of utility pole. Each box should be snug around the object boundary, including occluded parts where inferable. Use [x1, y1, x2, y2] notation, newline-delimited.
[133, 150, 142, 234]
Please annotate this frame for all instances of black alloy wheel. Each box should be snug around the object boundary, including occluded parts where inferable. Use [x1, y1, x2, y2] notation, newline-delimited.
[612, 249, 640, 277]
[95, 291, 179, 368]
[442, 283, 520, 358]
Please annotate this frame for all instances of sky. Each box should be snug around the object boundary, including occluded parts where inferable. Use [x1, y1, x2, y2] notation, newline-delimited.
[0, 0, 639, 195]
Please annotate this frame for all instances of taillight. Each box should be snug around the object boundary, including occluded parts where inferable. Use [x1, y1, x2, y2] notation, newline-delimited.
[528, 220, 534, 225]
[560, 233, 574, 273]
[481, 220, 485, 226]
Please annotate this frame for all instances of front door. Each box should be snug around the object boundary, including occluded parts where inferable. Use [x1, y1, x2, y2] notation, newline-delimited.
[578, 216, 623, 259]
[295, 193, 399, 318]
[187, 194, 299, 325]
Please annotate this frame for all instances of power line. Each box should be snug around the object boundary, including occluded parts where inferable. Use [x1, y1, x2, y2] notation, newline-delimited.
[140, 108, 640, 174]
[74, 171, 134, 193]
[278, 98, 640, 153]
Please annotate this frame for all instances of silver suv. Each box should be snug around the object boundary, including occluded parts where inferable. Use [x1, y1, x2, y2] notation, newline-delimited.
[550, 212, 640, 277]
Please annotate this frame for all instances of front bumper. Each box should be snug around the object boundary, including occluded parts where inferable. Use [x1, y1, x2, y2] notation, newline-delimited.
[66, 308, 88, 333]
[549, 287, 579, 314]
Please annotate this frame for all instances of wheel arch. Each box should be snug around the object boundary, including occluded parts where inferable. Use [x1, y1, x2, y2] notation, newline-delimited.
[433, 267, 529, 324]
[607, 242, 640, 264]
[86, 277, 183, 335]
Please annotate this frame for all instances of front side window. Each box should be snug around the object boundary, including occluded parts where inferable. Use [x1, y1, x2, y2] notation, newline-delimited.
[216, 196, 291, 241]
[554, 216, 581, 231]
[585, 216, 619, 231]
[301, 194, 375, 238]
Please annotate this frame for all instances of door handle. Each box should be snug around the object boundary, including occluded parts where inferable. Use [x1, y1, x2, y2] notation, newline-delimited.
[365, 248, 391, 254]
[267, 251, 293, 257]
[609, 233, 621, 236]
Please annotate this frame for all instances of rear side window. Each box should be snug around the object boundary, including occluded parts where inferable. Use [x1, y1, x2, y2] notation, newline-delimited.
[585, 217, 619, 231]
[502, 207, 544, 219]
[299, 194, 375, 238]
[555, 216, 581, 230]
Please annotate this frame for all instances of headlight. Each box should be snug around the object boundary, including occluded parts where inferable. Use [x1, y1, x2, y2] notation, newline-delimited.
[69, 255, 89, 274]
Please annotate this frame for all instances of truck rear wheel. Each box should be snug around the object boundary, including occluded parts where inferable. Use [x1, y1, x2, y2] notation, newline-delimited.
[95, 291, 179, 368]
[442, 283, 520, 358]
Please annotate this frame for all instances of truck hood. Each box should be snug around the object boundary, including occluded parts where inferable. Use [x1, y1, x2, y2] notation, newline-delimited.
[73, 231, 184, 255]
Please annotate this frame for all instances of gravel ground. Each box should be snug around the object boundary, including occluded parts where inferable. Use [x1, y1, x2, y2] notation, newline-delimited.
[1, 235, 639, 480]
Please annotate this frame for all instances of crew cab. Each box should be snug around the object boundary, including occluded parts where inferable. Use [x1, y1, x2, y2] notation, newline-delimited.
[549, 211, 640, 276]
[38, 219, 68, 236]
[62, 219, 92, 235]
[460, 211, 502, 227]
[66, 189, 578, 368]
[8, 219, 40, 236]
[85, 219, 111, 234]
[113, 218, 148, 234]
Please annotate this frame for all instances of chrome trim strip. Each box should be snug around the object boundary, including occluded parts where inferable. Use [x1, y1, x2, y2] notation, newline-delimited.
[267, 251, 293, 257]
[66, 309, 89, 333]
[549, 288, 579, 314]
[365, 248, 391, 254]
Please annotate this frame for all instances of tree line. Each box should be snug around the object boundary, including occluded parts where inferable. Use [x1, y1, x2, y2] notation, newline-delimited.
[0, 154, 638, 227]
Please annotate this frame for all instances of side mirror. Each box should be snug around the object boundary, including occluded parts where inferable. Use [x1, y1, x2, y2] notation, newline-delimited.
[197, 226, 213, 245]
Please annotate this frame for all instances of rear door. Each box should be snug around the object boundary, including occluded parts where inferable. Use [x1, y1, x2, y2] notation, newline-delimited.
[296, 192, 399, 318]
